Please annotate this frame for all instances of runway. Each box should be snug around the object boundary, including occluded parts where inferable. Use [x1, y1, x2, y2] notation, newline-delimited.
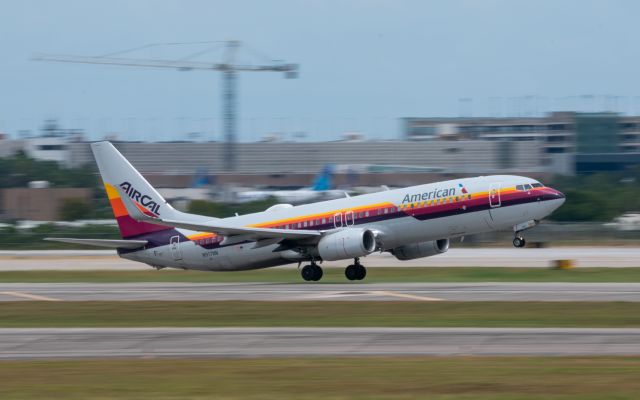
[2, 247, 640, 270]
[1, 282, 639, 301]
[0, 327, 639, 359]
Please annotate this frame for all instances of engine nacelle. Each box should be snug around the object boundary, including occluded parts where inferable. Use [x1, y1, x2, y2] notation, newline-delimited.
[391, 239, 449, 261]
[317, 228, 376, 261]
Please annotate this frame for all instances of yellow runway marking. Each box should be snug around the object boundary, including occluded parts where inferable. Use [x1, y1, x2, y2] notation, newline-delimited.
[370, 290, 443, 302]
[0, 291, 61, 302]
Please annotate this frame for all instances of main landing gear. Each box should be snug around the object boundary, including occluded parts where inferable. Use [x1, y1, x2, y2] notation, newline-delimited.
[513, 235, 526, 248]
[300, 258, 367, 282]
[301, 262, 323, 282]
[345, 258, 367, 281]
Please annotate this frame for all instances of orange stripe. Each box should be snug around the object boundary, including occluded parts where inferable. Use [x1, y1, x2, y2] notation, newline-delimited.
[110, 198, 128, 218]
[185, 185, 539, 240]
[251, 201, 395, 228]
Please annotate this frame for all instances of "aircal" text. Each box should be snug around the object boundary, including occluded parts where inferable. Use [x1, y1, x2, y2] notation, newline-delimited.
[119, 181, 161, 215]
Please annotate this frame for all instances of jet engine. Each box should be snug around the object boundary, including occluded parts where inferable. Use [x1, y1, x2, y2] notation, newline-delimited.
[317, 228, 376, 261]
[391, 239, 449, 260]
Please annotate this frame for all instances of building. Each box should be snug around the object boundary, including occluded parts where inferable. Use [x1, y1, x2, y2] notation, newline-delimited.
[403, 112, 640, 153]
[0, 187, 92, 221]
[403, 112, 640, 174]
[62, 139, 547, 176]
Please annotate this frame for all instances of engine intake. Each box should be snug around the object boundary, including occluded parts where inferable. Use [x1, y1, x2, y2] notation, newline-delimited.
[318, 228, 376, 261]
[391, 239, 449, 261]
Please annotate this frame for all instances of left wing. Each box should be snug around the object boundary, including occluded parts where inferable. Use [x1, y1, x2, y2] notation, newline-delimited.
[44, 238, 148, 249]
[117, 186, 321, 240]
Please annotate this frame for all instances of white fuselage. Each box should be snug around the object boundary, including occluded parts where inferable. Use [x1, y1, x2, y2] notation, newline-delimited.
[120, 175, 565, 271]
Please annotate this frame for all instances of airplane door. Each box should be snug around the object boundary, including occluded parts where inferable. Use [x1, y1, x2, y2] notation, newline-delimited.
[333, 212, 343, 228]
[170, 235, 183, 261]
[344, 210, 355, 226]
[489, 183, 501, 208]
[485, 182, 502, 228]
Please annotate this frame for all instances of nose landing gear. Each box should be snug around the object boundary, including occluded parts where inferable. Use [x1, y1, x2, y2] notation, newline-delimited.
[301, 263, 323, 282]
[345, 258, 367, 281]
[512, 220, 537, 248]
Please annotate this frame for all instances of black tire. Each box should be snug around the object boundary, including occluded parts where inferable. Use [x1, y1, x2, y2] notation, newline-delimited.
[312, 265, 323, 281]
[513, 237, 525, 248]
[356, 265, 367, 280]
[345, 265, 358, 281]
[301, 265, 316, 281]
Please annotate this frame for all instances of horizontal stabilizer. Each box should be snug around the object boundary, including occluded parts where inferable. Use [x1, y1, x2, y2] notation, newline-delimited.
[44, 238, 148, 249]
[116, 186, 321, 240]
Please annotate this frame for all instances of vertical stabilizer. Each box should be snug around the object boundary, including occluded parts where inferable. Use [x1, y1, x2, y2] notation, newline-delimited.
[91, 141, 178, 239]
[311, 164, 333, 191]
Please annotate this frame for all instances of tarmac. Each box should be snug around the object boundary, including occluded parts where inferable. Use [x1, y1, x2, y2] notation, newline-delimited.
[1, 327, 639, 359]
[1, 282, 639, 302]
[1, 247, 640, 270]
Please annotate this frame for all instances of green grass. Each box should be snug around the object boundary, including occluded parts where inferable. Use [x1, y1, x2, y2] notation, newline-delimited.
[0, 357, 639, 399]
[1, 301, 639, 328]
[2, 267, 640, 283]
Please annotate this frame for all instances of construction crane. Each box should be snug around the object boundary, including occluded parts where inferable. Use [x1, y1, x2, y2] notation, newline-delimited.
[32, 41, 299, 172]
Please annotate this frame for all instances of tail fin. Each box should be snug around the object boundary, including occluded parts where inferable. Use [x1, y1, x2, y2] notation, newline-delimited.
[91, 141, 178, 239]
[311, 164, 333, 191]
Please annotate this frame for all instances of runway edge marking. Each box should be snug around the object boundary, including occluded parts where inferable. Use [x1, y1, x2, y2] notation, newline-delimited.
[0, 291, 61, 302]
[369, 290, 444, 302]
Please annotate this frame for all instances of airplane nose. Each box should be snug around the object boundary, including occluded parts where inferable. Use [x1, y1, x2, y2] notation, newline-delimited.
[549, 188, 565, 208]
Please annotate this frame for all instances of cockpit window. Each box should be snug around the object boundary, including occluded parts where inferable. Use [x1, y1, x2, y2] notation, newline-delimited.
[524, 184, 533, 190]
[516, 185, 525, 191]
[532, 183, 543, 188]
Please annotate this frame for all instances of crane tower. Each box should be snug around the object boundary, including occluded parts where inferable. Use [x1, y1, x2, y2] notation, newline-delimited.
[33, 41, 299, 171]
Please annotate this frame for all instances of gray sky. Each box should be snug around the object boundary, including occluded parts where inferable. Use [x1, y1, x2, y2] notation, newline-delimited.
[1, 0, 639, 141]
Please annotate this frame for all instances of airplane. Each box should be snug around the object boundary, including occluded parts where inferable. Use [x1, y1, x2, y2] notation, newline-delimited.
[232, 164, 346, 204]
[46, 141, 565, 281]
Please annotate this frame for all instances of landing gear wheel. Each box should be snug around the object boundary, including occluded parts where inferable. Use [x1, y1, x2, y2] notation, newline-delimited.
[355, 264, 366, 280]
[345, 264, 367, 281]
[513, 237, 526, 248]
[345, 265, 359, 281]
[301, 264, 323, 281]
[312, 265, 323, 281]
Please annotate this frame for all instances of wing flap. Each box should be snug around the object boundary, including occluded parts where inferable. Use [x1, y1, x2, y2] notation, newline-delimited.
[44, 238, 148, 249]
